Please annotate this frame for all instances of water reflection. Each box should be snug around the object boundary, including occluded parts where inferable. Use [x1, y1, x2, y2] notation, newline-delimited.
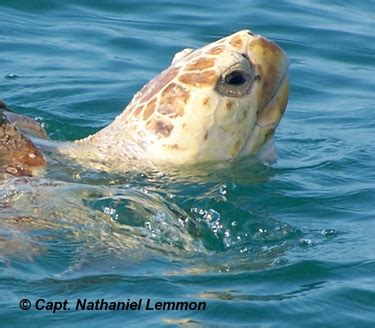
[1, 156, 302, 276]
[197, 281, 326, 301]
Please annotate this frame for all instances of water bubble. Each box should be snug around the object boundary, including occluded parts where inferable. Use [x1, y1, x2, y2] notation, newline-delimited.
[210, 221, 223, 234]
[219, 184, 227, 196]
[104, 206, 115, 215]
[240, 247, 249, 254]
[223, 240, 231, 248]
[300, 238, 316, 246]
[273, 257, 288, 266]
[203, 209, 220, 222]
[5, 73, 18, 79]
[219, 264, 231, 272]
[223, 230, 232, 248]
[204, 209, 223, 234]
[190, 207, 206, 220]
[154, 211, 166, 224]
[321, 228, 337, 237]
[103, 206, 118, 220]
[34, 117, 46, 128]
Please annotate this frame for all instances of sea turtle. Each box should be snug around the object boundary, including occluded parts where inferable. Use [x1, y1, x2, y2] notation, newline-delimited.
[0, 30, 289, 176]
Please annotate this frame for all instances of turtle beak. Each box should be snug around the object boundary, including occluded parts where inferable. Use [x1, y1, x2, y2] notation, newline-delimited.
[239, 34, 290, 155]
[249, 36, 289, 130]
[246, 35, 289, 114]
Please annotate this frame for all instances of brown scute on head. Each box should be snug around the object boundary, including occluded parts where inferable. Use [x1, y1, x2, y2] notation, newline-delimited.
[179, 70, 217, 87]
[158, 83, 190, 118]
[0, 117, 46, 177]
[146, 117, 174, 138]
[202, 96, 210, 106]
[248, 37, 281, 55]
[143, 98, 157, 120]
[163, 83, 190, 103]
[138, 67, 180, 104]
[226, 101, 233, 111]
[186, 57, 215, 71]
[207, 46, 225, 55]
[164, 143, 179, 150]
[132, 105, 144, 117]
[229, 34, 244, 49]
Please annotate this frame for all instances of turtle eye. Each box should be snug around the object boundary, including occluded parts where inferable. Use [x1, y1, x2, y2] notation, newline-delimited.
[215, 68, 253, 97]
[224, 70, 247, 86]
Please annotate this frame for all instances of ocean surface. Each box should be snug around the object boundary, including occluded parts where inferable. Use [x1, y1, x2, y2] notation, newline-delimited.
[0, 0, 374, 327]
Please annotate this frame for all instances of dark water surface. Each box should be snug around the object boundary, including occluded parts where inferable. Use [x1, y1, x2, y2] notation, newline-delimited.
[1, 1, 374, 327]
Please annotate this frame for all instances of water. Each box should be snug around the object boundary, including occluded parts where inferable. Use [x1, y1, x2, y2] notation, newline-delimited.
[1, 0, 374, 326]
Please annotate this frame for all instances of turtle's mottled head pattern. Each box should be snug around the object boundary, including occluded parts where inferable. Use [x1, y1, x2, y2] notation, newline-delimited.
[86, 30, 289, 165]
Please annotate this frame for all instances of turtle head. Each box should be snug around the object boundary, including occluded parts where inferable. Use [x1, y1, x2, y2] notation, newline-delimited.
[91, 30, 289, 166]
[143, 30, 289, 164]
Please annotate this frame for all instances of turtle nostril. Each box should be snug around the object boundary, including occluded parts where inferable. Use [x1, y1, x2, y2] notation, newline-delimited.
[247, 30, 255, 36]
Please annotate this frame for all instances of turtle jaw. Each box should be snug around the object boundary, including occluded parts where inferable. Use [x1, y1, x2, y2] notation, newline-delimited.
[232, 34, 290, 158]
[239, 73, 289, 157]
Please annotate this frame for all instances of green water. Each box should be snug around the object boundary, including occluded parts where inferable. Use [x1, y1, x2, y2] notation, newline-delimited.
[1, 0, 374, 327]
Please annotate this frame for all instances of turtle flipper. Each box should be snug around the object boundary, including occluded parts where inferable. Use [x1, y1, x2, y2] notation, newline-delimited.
[0, 101, 46, 177]
[0, 100, 48, 139]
